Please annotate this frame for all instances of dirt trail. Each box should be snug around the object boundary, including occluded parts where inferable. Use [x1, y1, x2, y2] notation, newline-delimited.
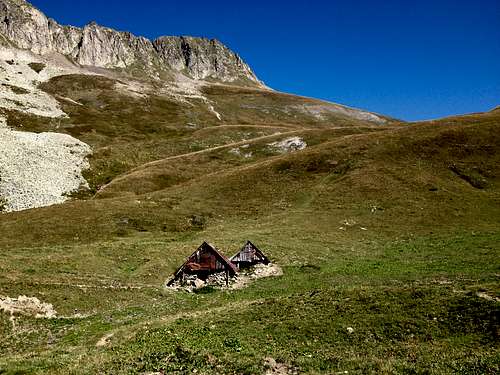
[135, 130, 304, 167]
[96, 124, 392, 197]
[192, 123, 302, 135]
[96, 298, 265, 347]
[95, 128, 305, 196]
[183, 128, 398, 184]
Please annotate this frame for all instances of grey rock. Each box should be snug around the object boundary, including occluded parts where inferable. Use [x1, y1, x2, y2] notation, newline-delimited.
[193, 278, 205, 289]
[153, 36, 259, 81]
[0, 0, 53, 54]
[0, 0, 261, 84]
[75, 22, 155, 69]
[48, 19, 83, 56]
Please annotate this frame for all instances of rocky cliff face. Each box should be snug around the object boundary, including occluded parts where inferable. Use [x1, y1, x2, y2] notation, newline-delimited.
[153, 36, 258, 81]
[0, 0, 261, 84]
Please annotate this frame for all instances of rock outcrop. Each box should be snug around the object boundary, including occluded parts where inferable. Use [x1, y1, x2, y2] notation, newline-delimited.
[0, 0, 261, 84]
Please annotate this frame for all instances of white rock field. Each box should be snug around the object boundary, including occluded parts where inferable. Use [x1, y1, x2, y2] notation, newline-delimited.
[0, 295, 57, 320]
[269, 136, 307, 153]
[0, 116, 91, 212]
[0, 46, 79, 117]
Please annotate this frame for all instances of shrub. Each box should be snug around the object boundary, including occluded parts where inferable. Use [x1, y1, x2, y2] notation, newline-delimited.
[0, 197, 7, 212]
[28, 62, 46, 74]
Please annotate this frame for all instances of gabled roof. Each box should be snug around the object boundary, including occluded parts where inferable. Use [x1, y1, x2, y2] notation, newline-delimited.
[173, 241, 238, 279]
[230, 240, 270, 264]
[202, 242, 239, 274]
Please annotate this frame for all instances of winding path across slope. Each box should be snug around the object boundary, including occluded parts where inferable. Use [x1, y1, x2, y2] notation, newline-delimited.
[95, 126, 305, 196]
[95, 123, 393, 197]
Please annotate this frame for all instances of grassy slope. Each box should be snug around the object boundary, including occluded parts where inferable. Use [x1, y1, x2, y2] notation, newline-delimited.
[0, 78, 499, 373]
[3, 74, 386, 194]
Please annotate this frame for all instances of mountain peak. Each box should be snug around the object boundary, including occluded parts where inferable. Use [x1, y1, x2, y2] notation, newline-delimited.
[0, 0, 262, 84]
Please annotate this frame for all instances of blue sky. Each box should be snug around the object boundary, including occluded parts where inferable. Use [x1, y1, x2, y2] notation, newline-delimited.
[30, 0, 500, 121]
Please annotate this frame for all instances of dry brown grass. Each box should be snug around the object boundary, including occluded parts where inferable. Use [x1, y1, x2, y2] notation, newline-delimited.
[0, 109, 497, 249]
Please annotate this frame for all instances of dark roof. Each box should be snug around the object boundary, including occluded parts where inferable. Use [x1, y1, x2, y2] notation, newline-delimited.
[230, 240, 270, 264]
[173, 241, 238, 278]
[203, 242, 239, 274]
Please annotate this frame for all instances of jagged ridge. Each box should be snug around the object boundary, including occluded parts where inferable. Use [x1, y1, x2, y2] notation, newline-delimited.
[0, 0, 261, 84]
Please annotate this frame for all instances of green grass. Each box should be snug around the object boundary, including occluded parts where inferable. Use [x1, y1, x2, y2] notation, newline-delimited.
[0, 229, 498, 374]
[6, 74, 369, 194]
[0, 77, 499, 373]
[105, 287, 498, 374]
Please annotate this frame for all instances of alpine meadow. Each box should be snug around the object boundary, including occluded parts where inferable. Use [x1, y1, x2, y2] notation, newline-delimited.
[0, 0, 498, 374]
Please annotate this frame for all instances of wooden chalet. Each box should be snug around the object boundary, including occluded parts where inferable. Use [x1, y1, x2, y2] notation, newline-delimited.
[230, 240, 270, 269]
[167, 242, 238, 286]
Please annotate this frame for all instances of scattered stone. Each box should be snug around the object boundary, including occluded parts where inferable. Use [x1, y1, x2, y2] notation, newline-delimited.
[342, 219, 356, 227]
[370, 205, 384, 213]
[193, 278, 205, 289]
[0, 295, 57, 324]
[0, 117, 92, 212]
[96, 333, 114, 347]
[166, 263, 283, 292]
[476, 292, 500, 302]
[229, 147, 252, 158]
[264, 357, 299, 375]
[231, 263, 283, 290]
[0, 48, 69, 117]
[268, 137, 307, 153]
